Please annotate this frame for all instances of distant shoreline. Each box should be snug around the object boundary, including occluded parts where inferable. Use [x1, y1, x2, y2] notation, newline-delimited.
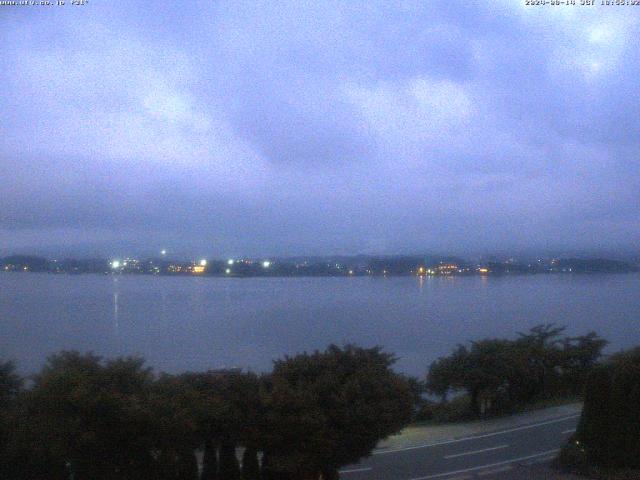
[1, 270, 638, 279]
[2, 255, 637, 278]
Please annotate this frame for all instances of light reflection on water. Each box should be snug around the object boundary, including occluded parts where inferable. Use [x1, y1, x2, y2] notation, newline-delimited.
[0, 272, 638, 376]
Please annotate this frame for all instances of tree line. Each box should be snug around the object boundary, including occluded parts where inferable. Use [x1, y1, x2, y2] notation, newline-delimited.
[0, 326, 611, 479]
[0, 345, 414, 480]
[425, 324, 607, 417]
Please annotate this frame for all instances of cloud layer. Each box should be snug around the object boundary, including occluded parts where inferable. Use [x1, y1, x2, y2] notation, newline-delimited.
[1, 1, 638, 256]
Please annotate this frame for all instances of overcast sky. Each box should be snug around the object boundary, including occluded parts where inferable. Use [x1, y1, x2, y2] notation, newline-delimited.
[1, 1, 638, 258]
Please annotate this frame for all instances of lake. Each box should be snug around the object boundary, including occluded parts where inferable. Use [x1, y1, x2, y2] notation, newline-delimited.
[1, 273, 638, 377]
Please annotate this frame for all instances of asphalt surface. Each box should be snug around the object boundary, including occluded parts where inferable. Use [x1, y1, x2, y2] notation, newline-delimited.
[339, 413, 579, 480]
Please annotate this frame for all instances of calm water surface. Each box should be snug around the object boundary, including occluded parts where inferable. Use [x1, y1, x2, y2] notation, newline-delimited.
[1, 273, 639, 376]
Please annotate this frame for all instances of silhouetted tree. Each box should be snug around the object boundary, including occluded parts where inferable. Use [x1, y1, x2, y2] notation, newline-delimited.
[513, 324, 566, 400]
[427, 325, 607, 417]
[574, 347, 640, 469]
[11, 352, 160, 479]
[0, 344, 432, 479]
[157, 370, 262, 480]
[559, 332, 608, 395]
[0, 360, 21, 407]
[261, 344, 413, 479]
[426, 346, 468, 403]
[0, 361, 24, 480]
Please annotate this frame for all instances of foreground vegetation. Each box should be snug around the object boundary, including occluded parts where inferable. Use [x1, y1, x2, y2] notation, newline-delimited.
[0, 345, 413, 480]
[559, 346, 640, 478]
[0, 325, 617, 479]
[424, 325, 606, 419]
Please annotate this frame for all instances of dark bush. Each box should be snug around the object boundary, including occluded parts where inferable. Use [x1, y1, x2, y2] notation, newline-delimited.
[558, 436, 588, 473]
[0, 345, 414, 480]
[572, 347, 640, 470]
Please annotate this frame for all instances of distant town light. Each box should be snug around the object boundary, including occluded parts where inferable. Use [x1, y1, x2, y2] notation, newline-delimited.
[262, 261, 271, 268]
[227, 259, 234, 265]
[199, 259, 207, 266]
[225, 268, 231, 274]
[111, 260, 120, 269]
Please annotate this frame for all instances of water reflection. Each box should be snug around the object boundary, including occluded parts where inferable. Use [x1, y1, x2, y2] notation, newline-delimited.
[112, 276, 119, 335]
[0, 273, 638, 376]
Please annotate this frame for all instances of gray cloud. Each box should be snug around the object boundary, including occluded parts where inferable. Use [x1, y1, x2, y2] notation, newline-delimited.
[1, 1, 638, 257]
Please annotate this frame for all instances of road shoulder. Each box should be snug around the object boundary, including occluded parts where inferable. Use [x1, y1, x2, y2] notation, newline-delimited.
[377, 403, 583, 453]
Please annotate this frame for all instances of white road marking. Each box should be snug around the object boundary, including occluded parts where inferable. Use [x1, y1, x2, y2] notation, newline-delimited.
[444, 475, 473, 480]
[374, 414, 579, 455]
[407, 449, 560, 480]
[477, 465, 513, 476]
[444, 444, 509, 459]
[339, 466, 373, 474]
[562, 429, 576, 434]
[524, 455, 556, 465]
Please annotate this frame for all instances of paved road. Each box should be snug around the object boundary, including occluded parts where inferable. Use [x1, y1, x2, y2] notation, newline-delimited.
[339, 413, 579, 480]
